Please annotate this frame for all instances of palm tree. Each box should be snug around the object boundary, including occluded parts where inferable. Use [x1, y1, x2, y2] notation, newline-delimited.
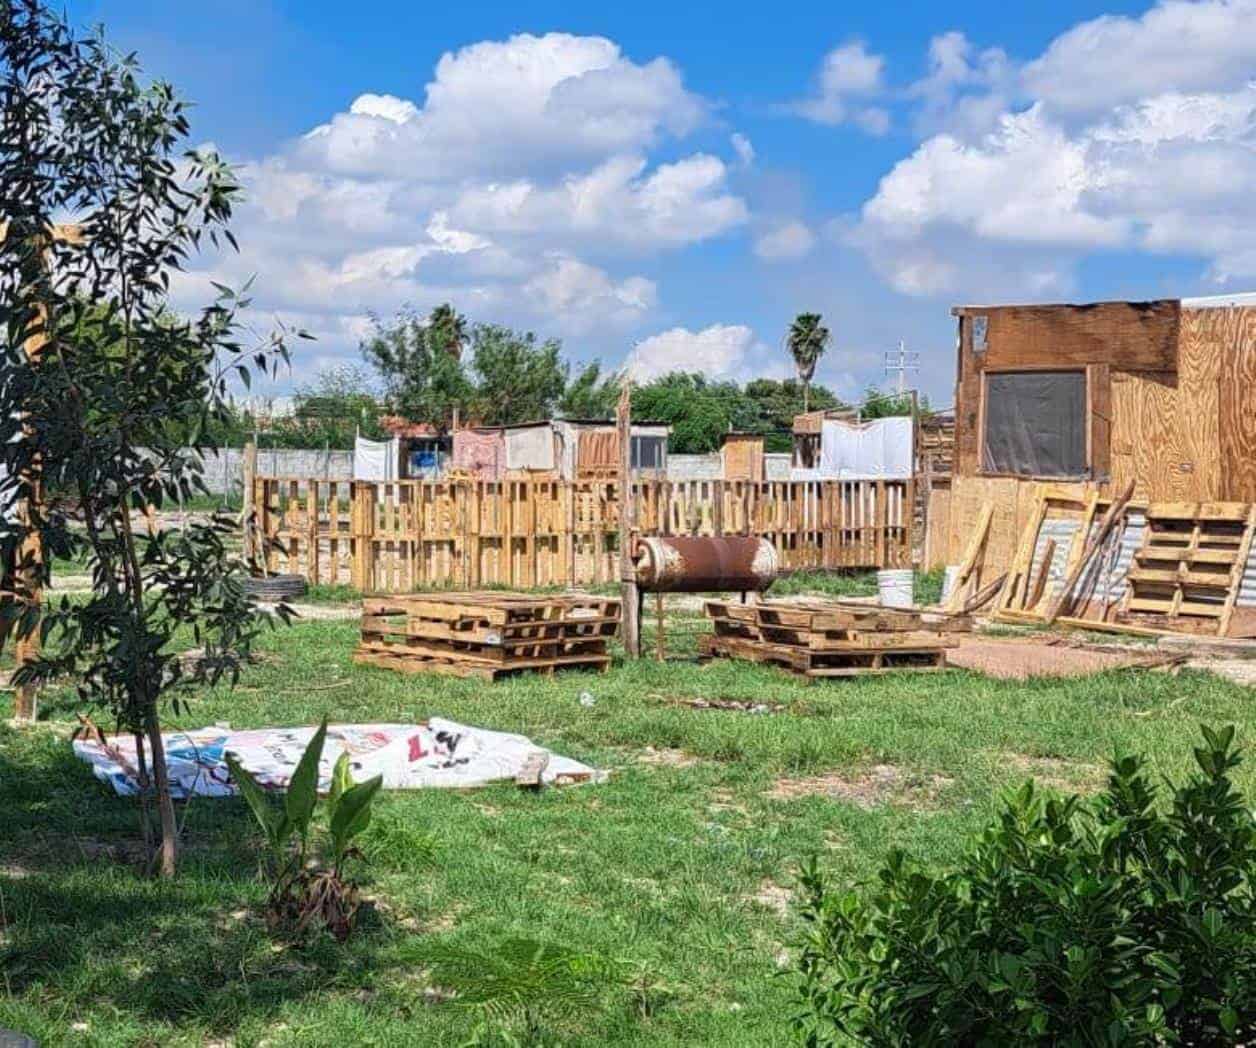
[786, 312, 831, 414]
[428, 302, 468, 360]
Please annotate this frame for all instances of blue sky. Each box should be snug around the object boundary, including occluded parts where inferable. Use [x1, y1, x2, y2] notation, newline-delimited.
[65, 1, 1256, 405]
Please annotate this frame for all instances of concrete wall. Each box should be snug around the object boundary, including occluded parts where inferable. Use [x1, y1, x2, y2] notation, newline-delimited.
[200, 446, 795, 495]
[666, 452, 792, 481]
[180, 447, 353, 497]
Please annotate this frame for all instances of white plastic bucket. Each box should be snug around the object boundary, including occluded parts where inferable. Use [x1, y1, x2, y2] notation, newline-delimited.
[941, 565, 960, 603]
[877, 568, 915, 609]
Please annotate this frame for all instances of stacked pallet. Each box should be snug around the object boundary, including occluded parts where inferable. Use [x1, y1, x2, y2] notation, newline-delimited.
[354, 592, 621, 680]
[700, 599, 963, 678]
[1120, 502, 1256, 635]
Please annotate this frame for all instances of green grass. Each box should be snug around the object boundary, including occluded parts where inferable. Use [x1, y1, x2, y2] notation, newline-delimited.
[2, 613, 1253, 1045]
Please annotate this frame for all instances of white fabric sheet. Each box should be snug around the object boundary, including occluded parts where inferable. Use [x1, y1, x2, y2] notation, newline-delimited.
[73, 719, 604, 798]
[792, 417, 913, 480]
[353, 436, 397, 481]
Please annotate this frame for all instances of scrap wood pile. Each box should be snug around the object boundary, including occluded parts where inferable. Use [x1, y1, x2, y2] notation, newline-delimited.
[354, 591, 621, 680]
[983, 483, 1256, 638]
[700, 598, 967, 678]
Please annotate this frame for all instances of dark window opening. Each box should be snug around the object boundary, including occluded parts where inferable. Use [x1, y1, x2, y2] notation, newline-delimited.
[982, 370, 1087, 477]
[631, 435, 666, 471]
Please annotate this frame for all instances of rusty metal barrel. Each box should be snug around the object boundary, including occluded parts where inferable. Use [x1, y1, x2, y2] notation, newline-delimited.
[634, 536, 778, 593]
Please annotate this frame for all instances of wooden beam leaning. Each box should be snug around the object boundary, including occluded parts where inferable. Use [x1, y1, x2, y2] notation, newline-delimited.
[944, 501, 993, 613]
[1042, 481, 1136, 625]
[617, 378, 640, 658]
[2, 221, 83, 721]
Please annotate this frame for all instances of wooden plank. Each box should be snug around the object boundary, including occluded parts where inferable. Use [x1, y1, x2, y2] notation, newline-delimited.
[1043, 481, 1135, 624]
[1220, 505, 1256, 637]
[945, 502, 994, 612]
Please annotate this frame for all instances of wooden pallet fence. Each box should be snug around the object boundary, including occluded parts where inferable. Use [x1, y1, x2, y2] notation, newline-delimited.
[253, 476, 914, 592]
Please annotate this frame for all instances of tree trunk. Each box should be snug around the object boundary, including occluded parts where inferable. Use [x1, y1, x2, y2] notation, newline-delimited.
[803, 381, 810, 415]
[144, 707, 178, 877]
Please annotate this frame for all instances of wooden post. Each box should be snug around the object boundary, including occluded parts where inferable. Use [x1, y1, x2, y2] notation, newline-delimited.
[241, 440, 258, 568]
[618, 379, 640, 658]
[6, 223, 82, 721]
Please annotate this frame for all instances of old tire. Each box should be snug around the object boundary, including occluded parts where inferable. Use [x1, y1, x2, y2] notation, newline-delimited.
[243, 573, 308, 602]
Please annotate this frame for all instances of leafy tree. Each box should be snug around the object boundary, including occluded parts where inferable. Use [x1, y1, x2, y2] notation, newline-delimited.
[859, 386, 928, 420]
[742, 378, 843, 452]
[361, 306, 472, 431]
[467, 323, 568, 425]
[560, 361, 620, 419]
[630, 373, 754, 453]
[785, 312, 831, 414]
[286, 364, 385, 446]
[0, 2, 296, 874]
[427, 302, 467, 360]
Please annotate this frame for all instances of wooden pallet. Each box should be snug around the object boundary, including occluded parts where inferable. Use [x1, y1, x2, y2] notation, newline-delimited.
[357, 591, 620, 678]
[699, 634, 947, 677]
[353, 647, 611, 680]
[1120, 503, 1256, 635]
[700, 598, 957, 679]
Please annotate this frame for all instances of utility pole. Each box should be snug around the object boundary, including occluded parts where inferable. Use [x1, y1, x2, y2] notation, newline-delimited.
[884, 340, 920, 395]
[617, 376, 640, 658]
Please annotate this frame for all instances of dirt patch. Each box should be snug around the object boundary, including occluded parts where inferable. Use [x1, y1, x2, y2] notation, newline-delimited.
[637, 746, 705, 768]
[1000, 752, 1106, 793]
[749, 879, 793, 917]
[769, 764, 953, 810]
[949, 636, 1156, 680]
[1191, 658, 1256, 688]
[652, 694, 786, 715]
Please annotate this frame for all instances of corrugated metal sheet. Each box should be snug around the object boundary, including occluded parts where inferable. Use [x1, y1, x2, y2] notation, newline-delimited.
[1028, 516, 1080, 604]
[1239, 534, 1256, 608]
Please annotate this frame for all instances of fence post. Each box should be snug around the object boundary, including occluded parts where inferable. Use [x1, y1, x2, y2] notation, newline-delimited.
[307, 481, 320, 587]
[875, 480, 887, 567]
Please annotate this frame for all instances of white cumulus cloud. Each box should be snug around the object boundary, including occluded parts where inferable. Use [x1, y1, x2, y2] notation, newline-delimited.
[789, 41, 890, 133]
[854, 0, 1256, 298]
[626, 324, 784, 382]
[754, 220, 816, 261]
[176, 32, 748, 373]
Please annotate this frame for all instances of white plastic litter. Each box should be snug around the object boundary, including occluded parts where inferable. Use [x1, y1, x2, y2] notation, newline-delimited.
[578, 691, 596, 708]
[73, 719, 605, 798]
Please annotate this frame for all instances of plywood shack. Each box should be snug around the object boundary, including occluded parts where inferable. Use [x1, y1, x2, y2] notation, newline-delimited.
[936, 293, 1256, 581]
[720, 432, 765, 482]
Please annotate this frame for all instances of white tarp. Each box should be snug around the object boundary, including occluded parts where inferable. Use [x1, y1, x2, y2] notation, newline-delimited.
[504, 425, 555, 471]
[353, 436, 398, 482]
[792, 417, 913, 480]
[73, 720, 604, 798]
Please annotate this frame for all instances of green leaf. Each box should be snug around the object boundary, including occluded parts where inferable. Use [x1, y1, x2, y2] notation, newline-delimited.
[285, 719, 327, 836]
[327, 751, 353, 821]
[330, 774, 383, 858]
[226, 753, 284, 850]
[1220, 1006, 1238, 1034]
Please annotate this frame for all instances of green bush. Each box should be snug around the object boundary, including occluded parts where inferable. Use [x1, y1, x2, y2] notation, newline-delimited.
[793, 726, 1256, 1045]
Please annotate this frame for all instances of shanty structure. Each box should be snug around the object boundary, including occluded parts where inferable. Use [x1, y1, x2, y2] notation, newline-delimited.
[451, 426, 505, 480]
[720, 432, 765, 482]
[929, 294, 1256, 636]
[465, 419, 670, 481]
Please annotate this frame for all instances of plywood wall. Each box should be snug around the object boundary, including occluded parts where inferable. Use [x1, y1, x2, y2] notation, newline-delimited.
[938, 301, 1256, 572]
[953, 300, 1180, 478]
[1206, 306, 1256, 501]
[721, 436, 765, 482]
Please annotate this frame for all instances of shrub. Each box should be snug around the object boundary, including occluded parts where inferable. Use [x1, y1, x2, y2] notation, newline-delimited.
[792, 726, 1256, 1045]
[228, 720, 382, 941]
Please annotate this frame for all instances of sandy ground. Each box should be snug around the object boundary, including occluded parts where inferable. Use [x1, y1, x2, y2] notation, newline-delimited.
[946, 636, 1158, 680]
